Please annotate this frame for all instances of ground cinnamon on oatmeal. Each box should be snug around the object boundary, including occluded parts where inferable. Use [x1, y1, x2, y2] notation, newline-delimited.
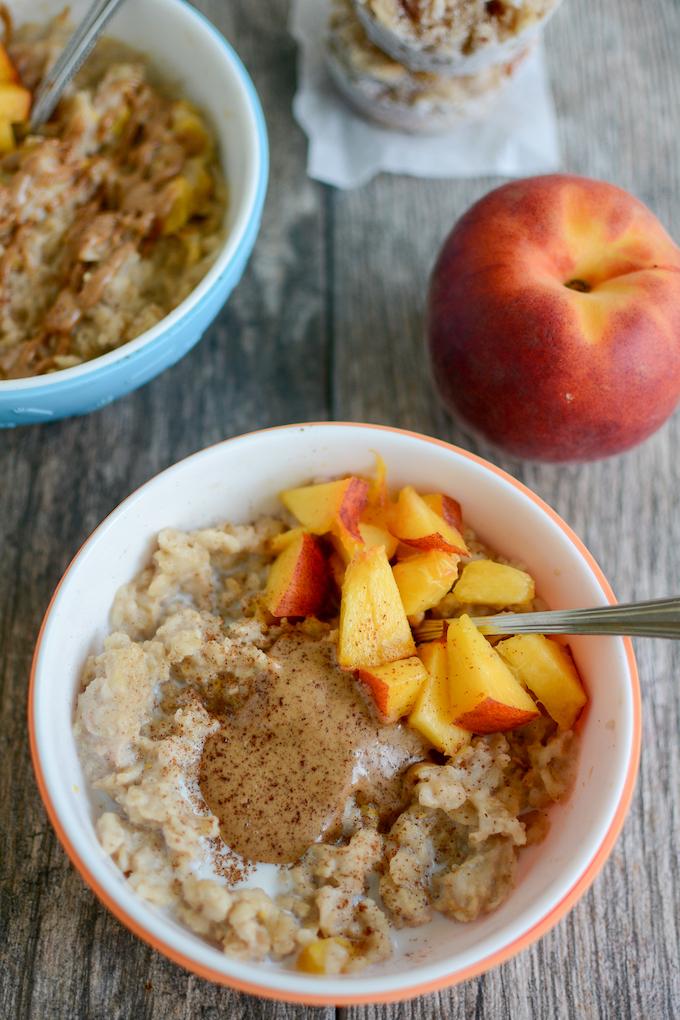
[200, 631, 425, 864]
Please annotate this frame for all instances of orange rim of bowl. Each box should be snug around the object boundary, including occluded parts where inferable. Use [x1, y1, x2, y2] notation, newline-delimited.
[28, 422, 641, 1006]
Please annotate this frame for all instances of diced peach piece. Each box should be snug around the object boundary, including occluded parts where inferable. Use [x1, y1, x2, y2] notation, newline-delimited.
[185, 155, 214, 206]
[454, 560, 535, 606]
[447, 615, 540, 733]
[332, 521, 398, 564]
[269, 527, 307, 555]
[422, 493, 463, 533]
[338, 546, 415, 668]
[409, 642, 471, 756]
[497, 634, 587, 730]
[171, 100, 211, 154]
[361, 452, 395, 535]
[392, 551, 459, 616]
[297, 937, 353, 974]
[281, 477, 369, 539]
[160, 159, 213, 235]
[357, 656, 428, 722]
[389, 486, 468, 555]
[0, 118, 14, 153]
[360, 522, 398, 558]
[264, 532, 329, 618]
[0, 44, 19, 84]
[331, 526, 359, 564]
[0, 82, 31, 123]
[336, 479, 370, 540]
[362, 503, 394, 536]
[160, 175, 193, 235]
[417, 640, 445, 674]
[366, 452, 389, 512]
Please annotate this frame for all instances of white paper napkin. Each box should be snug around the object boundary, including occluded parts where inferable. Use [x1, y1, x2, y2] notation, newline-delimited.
[290, 0, 561, 189]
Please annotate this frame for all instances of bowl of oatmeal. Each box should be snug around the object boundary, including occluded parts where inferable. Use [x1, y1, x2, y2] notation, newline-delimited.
[0, 0, 267, 427]
[30, 423, 640, 1004]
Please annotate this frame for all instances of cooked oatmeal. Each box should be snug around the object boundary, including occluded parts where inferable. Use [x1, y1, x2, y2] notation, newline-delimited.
[0, 11, 225, 379]
[75, 487, 581, 974]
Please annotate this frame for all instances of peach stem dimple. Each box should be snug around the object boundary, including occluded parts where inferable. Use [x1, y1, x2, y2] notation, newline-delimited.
[565, 278, 592, 293]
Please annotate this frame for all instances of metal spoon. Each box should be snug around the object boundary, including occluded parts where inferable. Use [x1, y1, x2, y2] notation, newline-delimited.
[29, 0, 126, 130]
[413, 596, 680, 643]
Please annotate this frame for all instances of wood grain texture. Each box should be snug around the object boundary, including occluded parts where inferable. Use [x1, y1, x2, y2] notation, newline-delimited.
[0, 0, 678, 1017]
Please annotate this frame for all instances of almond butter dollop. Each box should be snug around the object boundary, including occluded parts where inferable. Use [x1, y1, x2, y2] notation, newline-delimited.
[199, 631, 426, 864]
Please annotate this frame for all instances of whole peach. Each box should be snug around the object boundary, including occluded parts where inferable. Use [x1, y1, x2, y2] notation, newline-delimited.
[427, 175, 680, 461]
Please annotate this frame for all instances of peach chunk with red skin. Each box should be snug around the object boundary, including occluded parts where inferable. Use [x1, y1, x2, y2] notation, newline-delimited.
[446, 615, 540, 733]
[389, 486, 468, 555]
[332, 520, 398, 565]
[265, 532, 329, 618]
[356, 656, 428, 722]
[422, 493, 464, 533]
[281, 476, 369, 541]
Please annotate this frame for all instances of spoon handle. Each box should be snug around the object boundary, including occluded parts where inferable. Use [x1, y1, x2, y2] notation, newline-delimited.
[30, 0, 126, 130]
[414, 596, 680, 642]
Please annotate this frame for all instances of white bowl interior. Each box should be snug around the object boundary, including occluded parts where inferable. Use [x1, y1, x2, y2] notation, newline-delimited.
[4, 0, 263, 390]
[32, 425, 636, 1000]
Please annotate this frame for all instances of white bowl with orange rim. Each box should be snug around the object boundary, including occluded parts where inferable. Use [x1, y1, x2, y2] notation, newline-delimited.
[29, 423, 640, 1005]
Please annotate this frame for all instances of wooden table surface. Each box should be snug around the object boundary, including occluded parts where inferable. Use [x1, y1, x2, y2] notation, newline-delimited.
[2, 0, 679, 1017]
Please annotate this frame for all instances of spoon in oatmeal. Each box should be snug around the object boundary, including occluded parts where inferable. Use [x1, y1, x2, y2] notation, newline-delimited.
[414, 595, 680, 642]
[29, 0, 126, 129]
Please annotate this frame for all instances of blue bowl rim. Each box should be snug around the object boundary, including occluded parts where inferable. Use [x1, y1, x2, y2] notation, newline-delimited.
[0, 0, 269, 394]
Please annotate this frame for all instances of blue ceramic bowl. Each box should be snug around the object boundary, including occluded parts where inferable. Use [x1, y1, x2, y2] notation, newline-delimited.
[0, 0, 268, 427]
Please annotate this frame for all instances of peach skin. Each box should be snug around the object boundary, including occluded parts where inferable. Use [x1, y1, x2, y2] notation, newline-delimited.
[428, 174, 680, 461]
[281, 477, 369, 539]
[421, 493, 464, 533]
[265, 532, 329, 618]
[446, 615, 540, 733]
[356, 656, 428, 722]
[389, 486, 468, 555]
